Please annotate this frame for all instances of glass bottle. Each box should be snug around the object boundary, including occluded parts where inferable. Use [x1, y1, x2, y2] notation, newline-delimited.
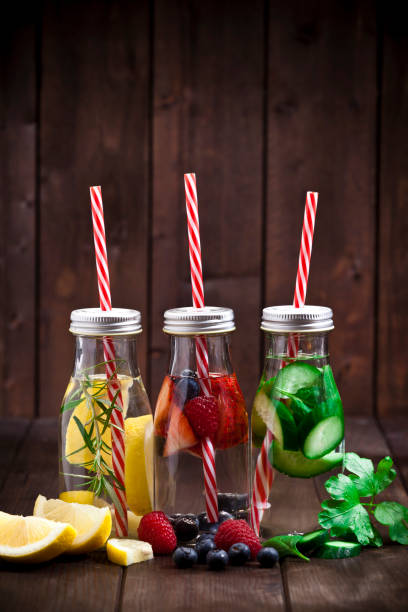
[59, 308, 153, 524]
[251, 306, 345, 537]
[154, 307, 250, 521]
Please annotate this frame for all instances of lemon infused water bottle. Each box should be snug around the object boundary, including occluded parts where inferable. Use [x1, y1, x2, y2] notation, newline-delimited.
[154, 307, 250, 525]
[251, 306, 345, 537]
[59, 308, 153, 526]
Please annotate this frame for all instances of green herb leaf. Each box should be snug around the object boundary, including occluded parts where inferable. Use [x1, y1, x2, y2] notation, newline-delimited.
[60, 398, 83, 414]
[343, 452, 376, 496]
[73, 416, 95, 453]
[324, 473, 360, 503]
[373, 457, 396, 494]
[374, 502, 408, 545]
[262, 534, 310, 561]
[318, 498, 374, 545]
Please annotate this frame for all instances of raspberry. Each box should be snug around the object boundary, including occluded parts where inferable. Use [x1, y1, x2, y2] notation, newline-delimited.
[138, 511, 177, 554]
[215, 519, 261, 559]
[184, 396, 219, 438]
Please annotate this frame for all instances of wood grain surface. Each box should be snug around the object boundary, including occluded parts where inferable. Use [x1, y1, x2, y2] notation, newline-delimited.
[0, 0, 407, 421]
[1, 416, 407, 611]
[0, 7, 37, 417]
[265, 1, 377, 416]
[39, 0, 151, 416]
[377, 4, 408, 417]
[151, 0, 264, 405]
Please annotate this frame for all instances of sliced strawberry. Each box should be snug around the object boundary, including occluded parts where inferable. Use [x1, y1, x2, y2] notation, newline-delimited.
[213, 375, 249, 450]
[154, 376, 174, 437]
[163, 404, 198, 457]
[185, 442, 203, 459]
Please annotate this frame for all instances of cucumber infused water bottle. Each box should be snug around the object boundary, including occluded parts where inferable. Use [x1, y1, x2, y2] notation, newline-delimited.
[251, 306, 344, 537]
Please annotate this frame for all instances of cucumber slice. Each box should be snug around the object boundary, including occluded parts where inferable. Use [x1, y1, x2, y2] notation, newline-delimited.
[252, 392, 299, 450]
[302, 415, 344, 460]
[315, 541, 361, 559]
[269, 440, 343, 478]
[275, 362, 321, 395]
[251, 397, 267, 449]
[298, 529, 330, 555]
[252, 391, 283, 446]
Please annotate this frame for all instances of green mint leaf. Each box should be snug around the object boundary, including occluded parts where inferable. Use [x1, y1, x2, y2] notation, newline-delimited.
[319, 498, 374, 545]
[373, 457, 396, 494]
[287, 396, 312, 424]
[324, 473, 360, 503]
[262, 534, 310, 561]
[374, 502, 408, 545]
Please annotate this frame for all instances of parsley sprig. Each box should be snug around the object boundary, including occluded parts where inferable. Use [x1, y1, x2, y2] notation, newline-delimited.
[318, 452, 408, 546]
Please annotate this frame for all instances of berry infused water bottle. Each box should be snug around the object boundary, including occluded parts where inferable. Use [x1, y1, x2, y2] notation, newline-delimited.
[251, 306, 345, 537]
[154, 307, 250, 523]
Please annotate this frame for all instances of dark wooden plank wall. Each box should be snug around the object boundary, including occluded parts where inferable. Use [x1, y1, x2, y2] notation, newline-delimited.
[0, 0, 406, 419]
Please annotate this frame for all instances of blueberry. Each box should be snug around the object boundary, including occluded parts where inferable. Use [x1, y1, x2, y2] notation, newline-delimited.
[174, 372, 200, 404]
[181, 369, 197, 378]
[218, 511, 234, 524]
[197, 533, 215, 543]
[196, 537, 216, 563]
[174, 516, 199, 542]
[198, 512, 219, 533]
[257, 547, 279, 568]
[206, 549, 229, 571]
[228, 543, 251, 566]
[173, 546, 198, 569]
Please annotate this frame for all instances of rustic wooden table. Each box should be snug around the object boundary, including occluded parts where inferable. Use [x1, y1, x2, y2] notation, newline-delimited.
[0, 416, 407, 611]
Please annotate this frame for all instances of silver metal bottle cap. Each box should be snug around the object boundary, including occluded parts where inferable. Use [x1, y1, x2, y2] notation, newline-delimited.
[261, 305, 334, 332]
[163, 306, 235, 335]
[70, 308, 142, 335]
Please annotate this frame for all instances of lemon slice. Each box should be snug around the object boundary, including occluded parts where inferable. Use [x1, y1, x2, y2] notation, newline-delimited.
[64, 376, 133, 471]
[0, 514, 77, 563]
[125, 415, 153, 516]
[33, 495, 112, 555]
[59, 491, 95, 505]
[106, 539, 153, 566]
[110, 510, 142, 538]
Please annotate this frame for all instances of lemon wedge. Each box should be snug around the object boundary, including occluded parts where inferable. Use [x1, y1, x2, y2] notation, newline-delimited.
[33, 495, 111, 555]
[125, 415, 154, 516]
[106, 538, 153, 566]
[0, 514, 77, 563]
[59, 491, 95, 505]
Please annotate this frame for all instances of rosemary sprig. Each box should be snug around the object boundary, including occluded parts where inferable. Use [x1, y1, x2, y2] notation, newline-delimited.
[61, 364, 126, 501]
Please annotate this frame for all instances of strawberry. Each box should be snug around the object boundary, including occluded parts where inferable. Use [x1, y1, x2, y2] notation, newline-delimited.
[163, 403, 198, 457]
[184, 396, 219, 438]
[215, 519, 261, 559]
[138, 511, 177, 554]
[212, 375, 248, 450]
[154, 376, 174, 437]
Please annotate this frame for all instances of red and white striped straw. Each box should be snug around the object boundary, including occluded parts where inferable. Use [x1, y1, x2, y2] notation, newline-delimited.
[250, 191, 318, 536]
[184, 173, 218, 522]
[90, 185, 128, 537]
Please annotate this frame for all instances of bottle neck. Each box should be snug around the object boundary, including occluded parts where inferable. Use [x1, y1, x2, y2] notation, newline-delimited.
[168, 334, 234, 377]
[262, 331, 330, 381]
[72, 335, 141, 379]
